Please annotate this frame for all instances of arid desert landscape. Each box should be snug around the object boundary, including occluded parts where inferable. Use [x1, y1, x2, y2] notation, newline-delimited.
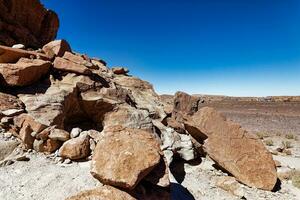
[0, 1, 300, 200]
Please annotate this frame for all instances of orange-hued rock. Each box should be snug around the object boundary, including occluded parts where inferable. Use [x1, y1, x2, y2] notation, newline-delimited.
[112, 67, 129, 75]
[0, 92, 23, 112]
[65, 185, 136, 200]
[185, 107, 277, 191]
[59, 134, 90, 160]
[42, 40, 71, 58]
[33, 139, 61, 153]
[53, 57, 92, 75]
[0, 0, 59, 48]
[0, 45, 50, 63]
[91, 127, 162, 190]
[0, 58, 51, 86]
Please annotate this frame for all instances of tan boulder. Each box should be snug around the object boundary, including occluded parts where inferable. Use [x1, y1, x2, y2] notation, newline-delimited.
[0, 45, 49, 63]
[42, 40, 71, 58]
[90, 127, 162, 190]
[185, 107, 277, 190]
[62, 52, 97, 69]
[0, 0, 59, 48]
[48, 128, 70, 142]
[65, 185, 136, 200]
[0, 58, 51, 86]
[59, 134, 90, 160]
[53, 57, 92, 75]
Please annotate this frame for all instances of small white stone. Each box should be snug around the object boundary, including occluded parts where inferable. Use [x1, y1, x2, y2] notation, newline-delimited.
[70, 127, 82, 138]
[12, 44, 25, 49]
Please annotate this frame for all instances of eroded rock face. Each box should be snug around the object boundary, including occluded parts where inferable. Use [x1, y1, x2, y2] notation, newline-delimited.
[53, 57, 92, 75]
[103, 106, 153, 132]
[185, 107, 277, 191]
[91, 127, 162, 190]
[0, 92, 23, 113]
[0, 58, 51, 86]
[0, 0, 59, 48]
[113, 76, 166, 119]
[65, 185, 136, 200]
[42, 40, 71, 58]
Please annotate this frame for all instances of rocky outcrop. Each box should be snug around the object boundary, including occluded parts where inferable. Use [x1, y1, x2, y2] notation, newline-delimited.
[0, 0, 59, 48]
[66, 185, 136, 200]
[90, 127, 162, 190]
[184, 107, 277, 190]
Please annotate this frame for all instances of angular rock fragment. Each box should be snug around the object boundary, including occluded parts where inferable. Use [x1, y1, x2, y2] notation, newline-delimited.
[185, 107, 277, 190]
[48, 128, 70, 141]
[216, 176, 245, 198]
[0, 92, 23, 114]
[91, 127, 162, 190]
[65, 185, 136, 200]
[42, 40, 71, 58]
[33, 138, 61, 153]
[0, 140, 20, 161]
[53, 57, 92, 75]
[0, 58, 51, 86]
[59, 133, 90, 160]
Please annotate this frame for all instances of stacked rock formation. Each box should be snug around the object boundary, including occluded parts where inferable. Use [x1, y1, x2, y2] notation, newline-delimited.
[0, 1, 279, 199]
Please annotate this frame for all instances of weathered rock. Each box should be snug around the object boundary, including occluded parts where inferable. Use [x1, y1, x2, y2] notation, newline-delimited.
[42, 40, 71, 58]
[0, 45, 49, 63]
[59, 133, 90, 160]
[0, 58, 51, 86]
[65, 185, 136, 200]
[103, 106, 153, 132]
[144, 157, 170, 187]
[153, 120, 196, 161]
[33, 138, 61, 153]
[0, 0, 59, 48]
[53, 57, 92, 75]
[114, 76, 166, 119]
[172, 91, 201, 122]
[216, 176, 245, 198]
[62, 52, 96, 69]
[185, 107, 277, 190]
[112, 67, 129, 75]
[15, 114, 47, 149]
[0, 92, 23, 113]
[48, 128, 70, 141]
[0, 140, 19, 161]
[91, 127, 162, 190]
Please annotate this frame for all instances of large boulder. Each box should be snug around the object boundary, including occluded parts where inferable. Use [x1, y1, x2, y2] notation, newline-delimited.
[0, 58, 51, 86]
[42, 40, 71, 58]
[53, 57, 92, 75]
[185, 107, 277, 190]
[0, 0, 59, 48]
[90, 126, 162, 190]
[65, 185, 136, 200]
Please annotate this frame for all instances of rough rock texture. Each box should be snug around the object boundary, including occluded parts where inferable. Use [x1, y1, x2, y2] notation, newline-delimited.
[33, 138, 61, 153]
[42, 40, 71, 58]
[185, 107, 277, 190]
[103, 106, 153, 132]
[0, 0, 59, 48]
[0, 58, 51, 86]
[53, 57, 92, 75]
[0, 140, 19, 161]
[48, 128, 70, 142]
[0, 45, 49, 63]
[216, 176, 245, 198]
[113, 76, 166, 119]
[0, 92, 23, 113]
[59, 134, 90, 160]
[65, 185, 136, 200]
[172, 91, 201, 122]
[91, 127, 162, 190]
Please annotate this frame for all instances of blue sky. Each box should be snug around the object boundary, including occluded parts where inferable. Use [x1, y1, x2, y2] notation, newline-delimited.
[42, 0, 300, 96]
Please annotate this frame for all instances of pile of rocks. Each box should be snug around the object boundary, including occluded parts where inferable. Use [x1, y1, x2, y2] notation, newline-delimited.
[0, 1, 279, 199]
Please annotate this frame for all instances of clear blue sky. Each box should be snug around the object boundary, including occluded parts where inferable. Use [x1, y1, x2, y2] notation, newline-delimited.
[42, 0, 300, 96]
